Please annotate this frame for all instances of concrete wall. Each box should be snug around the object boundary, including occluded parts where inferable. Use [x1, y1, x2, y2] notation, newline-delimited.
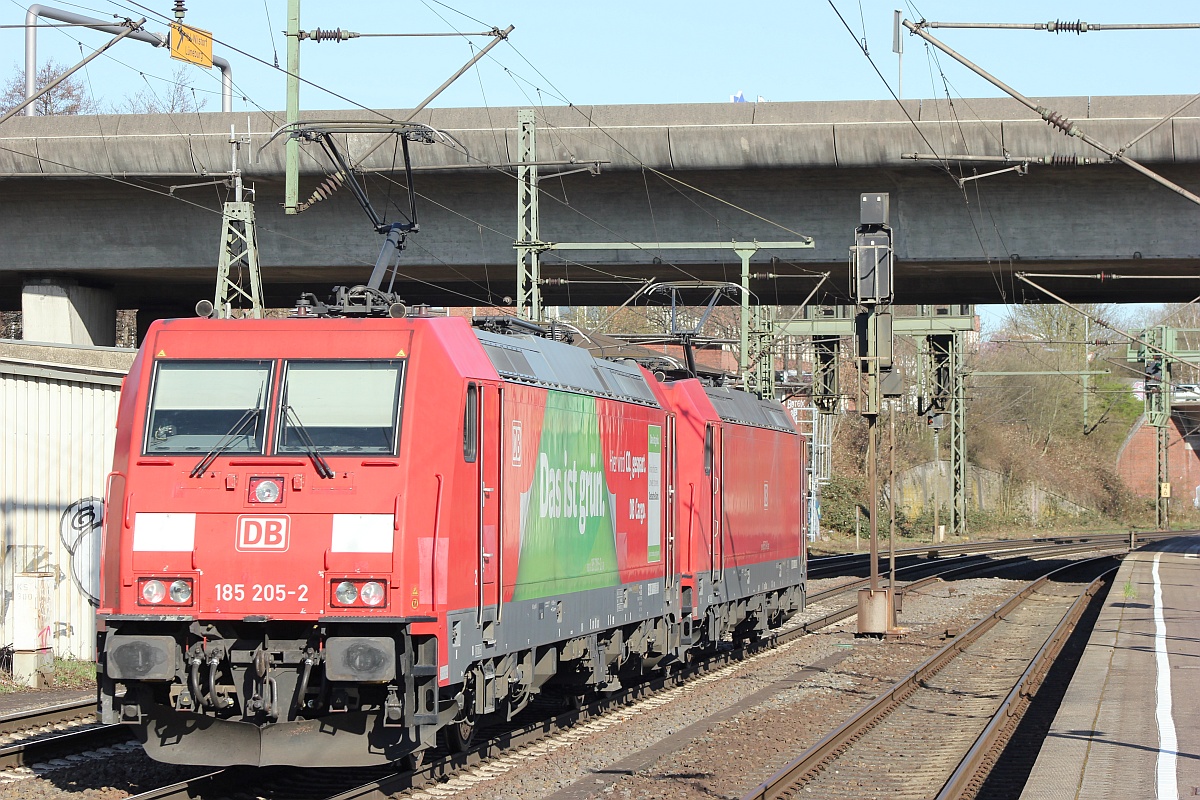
[1, 95, 1198, 313]
[1, 95, 1195, 176]
[20, 280, 115, 347]
[895, 461, 1092, 523]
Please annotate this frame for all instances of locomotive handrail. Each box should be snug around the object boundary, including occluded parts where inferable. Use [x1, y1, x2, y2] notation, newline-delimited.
[496, 385, 505, 623]
[476, 384, 486, 627]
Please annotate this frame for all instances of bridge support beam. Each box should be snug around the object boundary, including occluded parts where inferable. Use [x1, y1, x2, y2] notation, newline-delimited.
[21, 278, 115, 346]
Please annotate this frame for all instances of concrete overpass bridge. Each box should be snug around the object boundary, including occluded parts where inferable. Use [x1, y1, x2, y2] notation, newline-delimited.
[1, 94, 1198, 343]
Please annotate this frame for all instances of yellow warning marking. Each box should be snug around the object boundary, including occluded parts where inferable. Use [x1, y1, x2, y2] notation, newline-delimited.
[157, 349, 167, 357]
[397, 350, 407, 357]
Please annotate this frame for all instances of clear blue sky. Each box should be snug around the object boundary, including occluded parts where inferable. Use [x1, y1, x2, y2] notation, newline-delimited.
[6, 1, 1197, 117]
[3, 1, 1195, 326]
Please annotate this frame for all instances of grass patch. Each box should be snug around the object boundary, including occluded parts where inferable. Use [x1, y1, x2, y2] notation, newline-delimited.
[0, 655, 96, 693]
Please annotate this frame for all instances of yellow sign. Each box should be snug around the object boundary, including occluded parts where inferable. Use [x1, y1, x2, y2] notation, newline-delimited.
[1160, 482, 1172, 498]
[170, 23, 213, 69]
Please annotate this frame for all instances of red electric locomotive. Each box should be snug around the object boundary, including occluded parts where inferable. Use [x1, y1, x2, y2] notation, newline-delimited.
[97, 311, 805, 766]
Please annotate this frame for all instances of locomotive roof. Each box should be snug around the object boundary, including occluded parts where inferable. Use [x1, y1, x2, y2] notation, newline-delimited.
[703, 386, 798, 433]
[474, 330, 660, 407]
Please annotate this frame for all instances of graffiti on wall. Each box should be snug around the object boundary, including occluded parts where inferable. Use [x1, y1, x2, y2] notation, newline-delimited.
[59, 498, 103, 608]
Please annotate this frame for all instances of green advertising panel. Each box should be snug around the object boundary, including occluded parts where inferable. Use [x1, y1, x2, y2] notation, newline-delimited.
[513, 392, 619, 600]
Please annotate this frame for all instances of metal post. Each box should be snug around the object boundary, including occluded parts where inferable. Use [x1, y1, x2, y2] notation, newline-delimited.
[737, 247, 755, 375]
[868, 417, 879, 592]
[1083, 317, 1090, 431]
[893, 9, 904, 99]
[214, 203, 263, 318]
[748, 305, 775, 400]
[1158, 422, 1170, 530]
[813, 336, 840, 412]
[516, 109, 542, 321]
[933, 428, 941, 542]
[950, 331, 968, 537]
[284, 0, 301, 214]
[889, 399, 896, 589]
[213, 128, 263, 318]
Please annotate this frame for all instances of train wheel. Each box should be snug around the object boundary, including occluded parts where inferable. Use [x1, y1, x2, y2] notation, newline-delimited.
[445, 714, 476, 753]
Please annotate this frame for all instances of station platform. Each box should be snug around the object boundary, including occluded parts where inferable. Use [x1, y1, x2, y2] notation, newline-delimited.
[1021, 535, 1200, 799]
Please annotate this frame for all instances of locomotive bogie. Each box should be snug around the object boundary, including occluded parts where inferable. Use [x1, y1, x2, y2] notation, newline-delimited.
[98, 316, 807, 767]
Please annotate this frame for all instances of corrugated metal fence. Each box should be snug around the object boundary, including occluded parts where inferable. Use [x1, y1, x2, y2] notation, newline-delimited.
[0, 345, 131, 660]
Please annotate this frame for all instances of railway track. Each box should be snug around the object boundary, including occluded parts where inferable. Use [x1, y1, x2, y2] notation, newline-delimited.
[188, 539, 1136, 800]
[742, 558, 1116, 800]
[0, 698, 135, 773]
[13, 533, 1154, 800]
[0, 698, 94, 740]
[806, 530, 1151, 579]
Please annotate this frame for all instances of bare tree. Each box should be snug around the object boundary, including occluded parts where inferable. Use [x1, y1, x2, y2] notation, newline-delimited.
[1, 59, 98, 115]
[118, 65, 206, 114]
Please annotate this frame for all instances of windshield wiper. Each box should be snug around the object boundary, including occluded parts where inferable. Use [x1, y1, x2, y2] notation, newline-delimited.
[285, 406, 335, 479]
[190, 407, 261, 478]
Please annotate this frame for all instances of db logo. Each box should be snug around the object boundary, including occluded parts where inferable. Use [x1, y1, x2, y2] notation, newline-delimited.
[236, 516, 290, 551]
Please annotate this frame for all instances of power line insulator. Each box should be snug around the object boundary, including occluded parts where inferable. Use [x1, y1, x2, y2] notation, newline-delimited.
[1046, 19, 1087, 34]
[304, 28, 358, 43]
[1038, 107, 1080, 137]
[296, 171, 346, 213]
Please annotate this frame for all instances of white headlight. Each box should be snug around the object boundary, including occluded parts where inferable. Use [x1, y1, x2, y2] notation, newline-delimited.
[335, 581, 358, 604]
[254, 479, 282, 503]
[142, 580, 166, 604]
[169, 579, 192, 603]
[360, 581, 385, 607]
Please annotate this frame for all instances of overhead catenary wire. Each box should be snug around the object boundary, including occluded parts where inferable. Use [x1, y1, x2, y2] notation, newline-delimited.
[114, 0, 392, 119]
[11, 0, 268, 116]
[924, 20, 1200, 32]
[261, 0, 279, 68]
[903, 20, 1200, 208]
[1, 2, 530, 312]
[16, 0, 824, 326]
[1016, 273, 1200, 373]
[0, 16, 143, 125]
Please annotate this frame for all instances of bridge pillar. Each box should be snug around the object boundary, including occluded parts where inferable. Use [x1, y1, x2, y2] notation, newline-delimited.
[21, 278, 115, 346]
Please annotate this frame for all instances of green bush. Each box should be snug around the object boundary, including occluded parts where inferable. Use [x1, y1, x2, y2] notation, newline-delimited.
[817, 474, 866, 534]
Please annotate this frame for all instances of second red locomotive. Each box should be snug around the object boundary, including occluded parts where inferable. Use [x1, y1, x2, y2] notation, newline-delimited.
[97, 311, 805, 766]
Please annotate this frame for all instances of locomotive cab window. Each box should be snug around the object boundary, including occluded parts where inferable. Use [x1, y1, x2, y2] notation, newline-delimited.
[277, 361, 404, 455]
[463, 383, 478, 462]
[704, 426, 714, 475]
[144, 360, 273, 455]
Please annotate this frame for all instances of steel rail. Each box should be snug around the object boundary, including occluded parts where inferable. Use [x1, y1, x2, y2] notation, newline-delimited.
[125, 769, 231, 800]
[0, 722, 129, 769]
[935, 567, 1115, 799]
[741, 556, 1112, 800]
[808, 534, 1158, 605]
[808, 530, 1161, 577]
[0, 698, 94, 737]
[0, 698, 131, 771]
